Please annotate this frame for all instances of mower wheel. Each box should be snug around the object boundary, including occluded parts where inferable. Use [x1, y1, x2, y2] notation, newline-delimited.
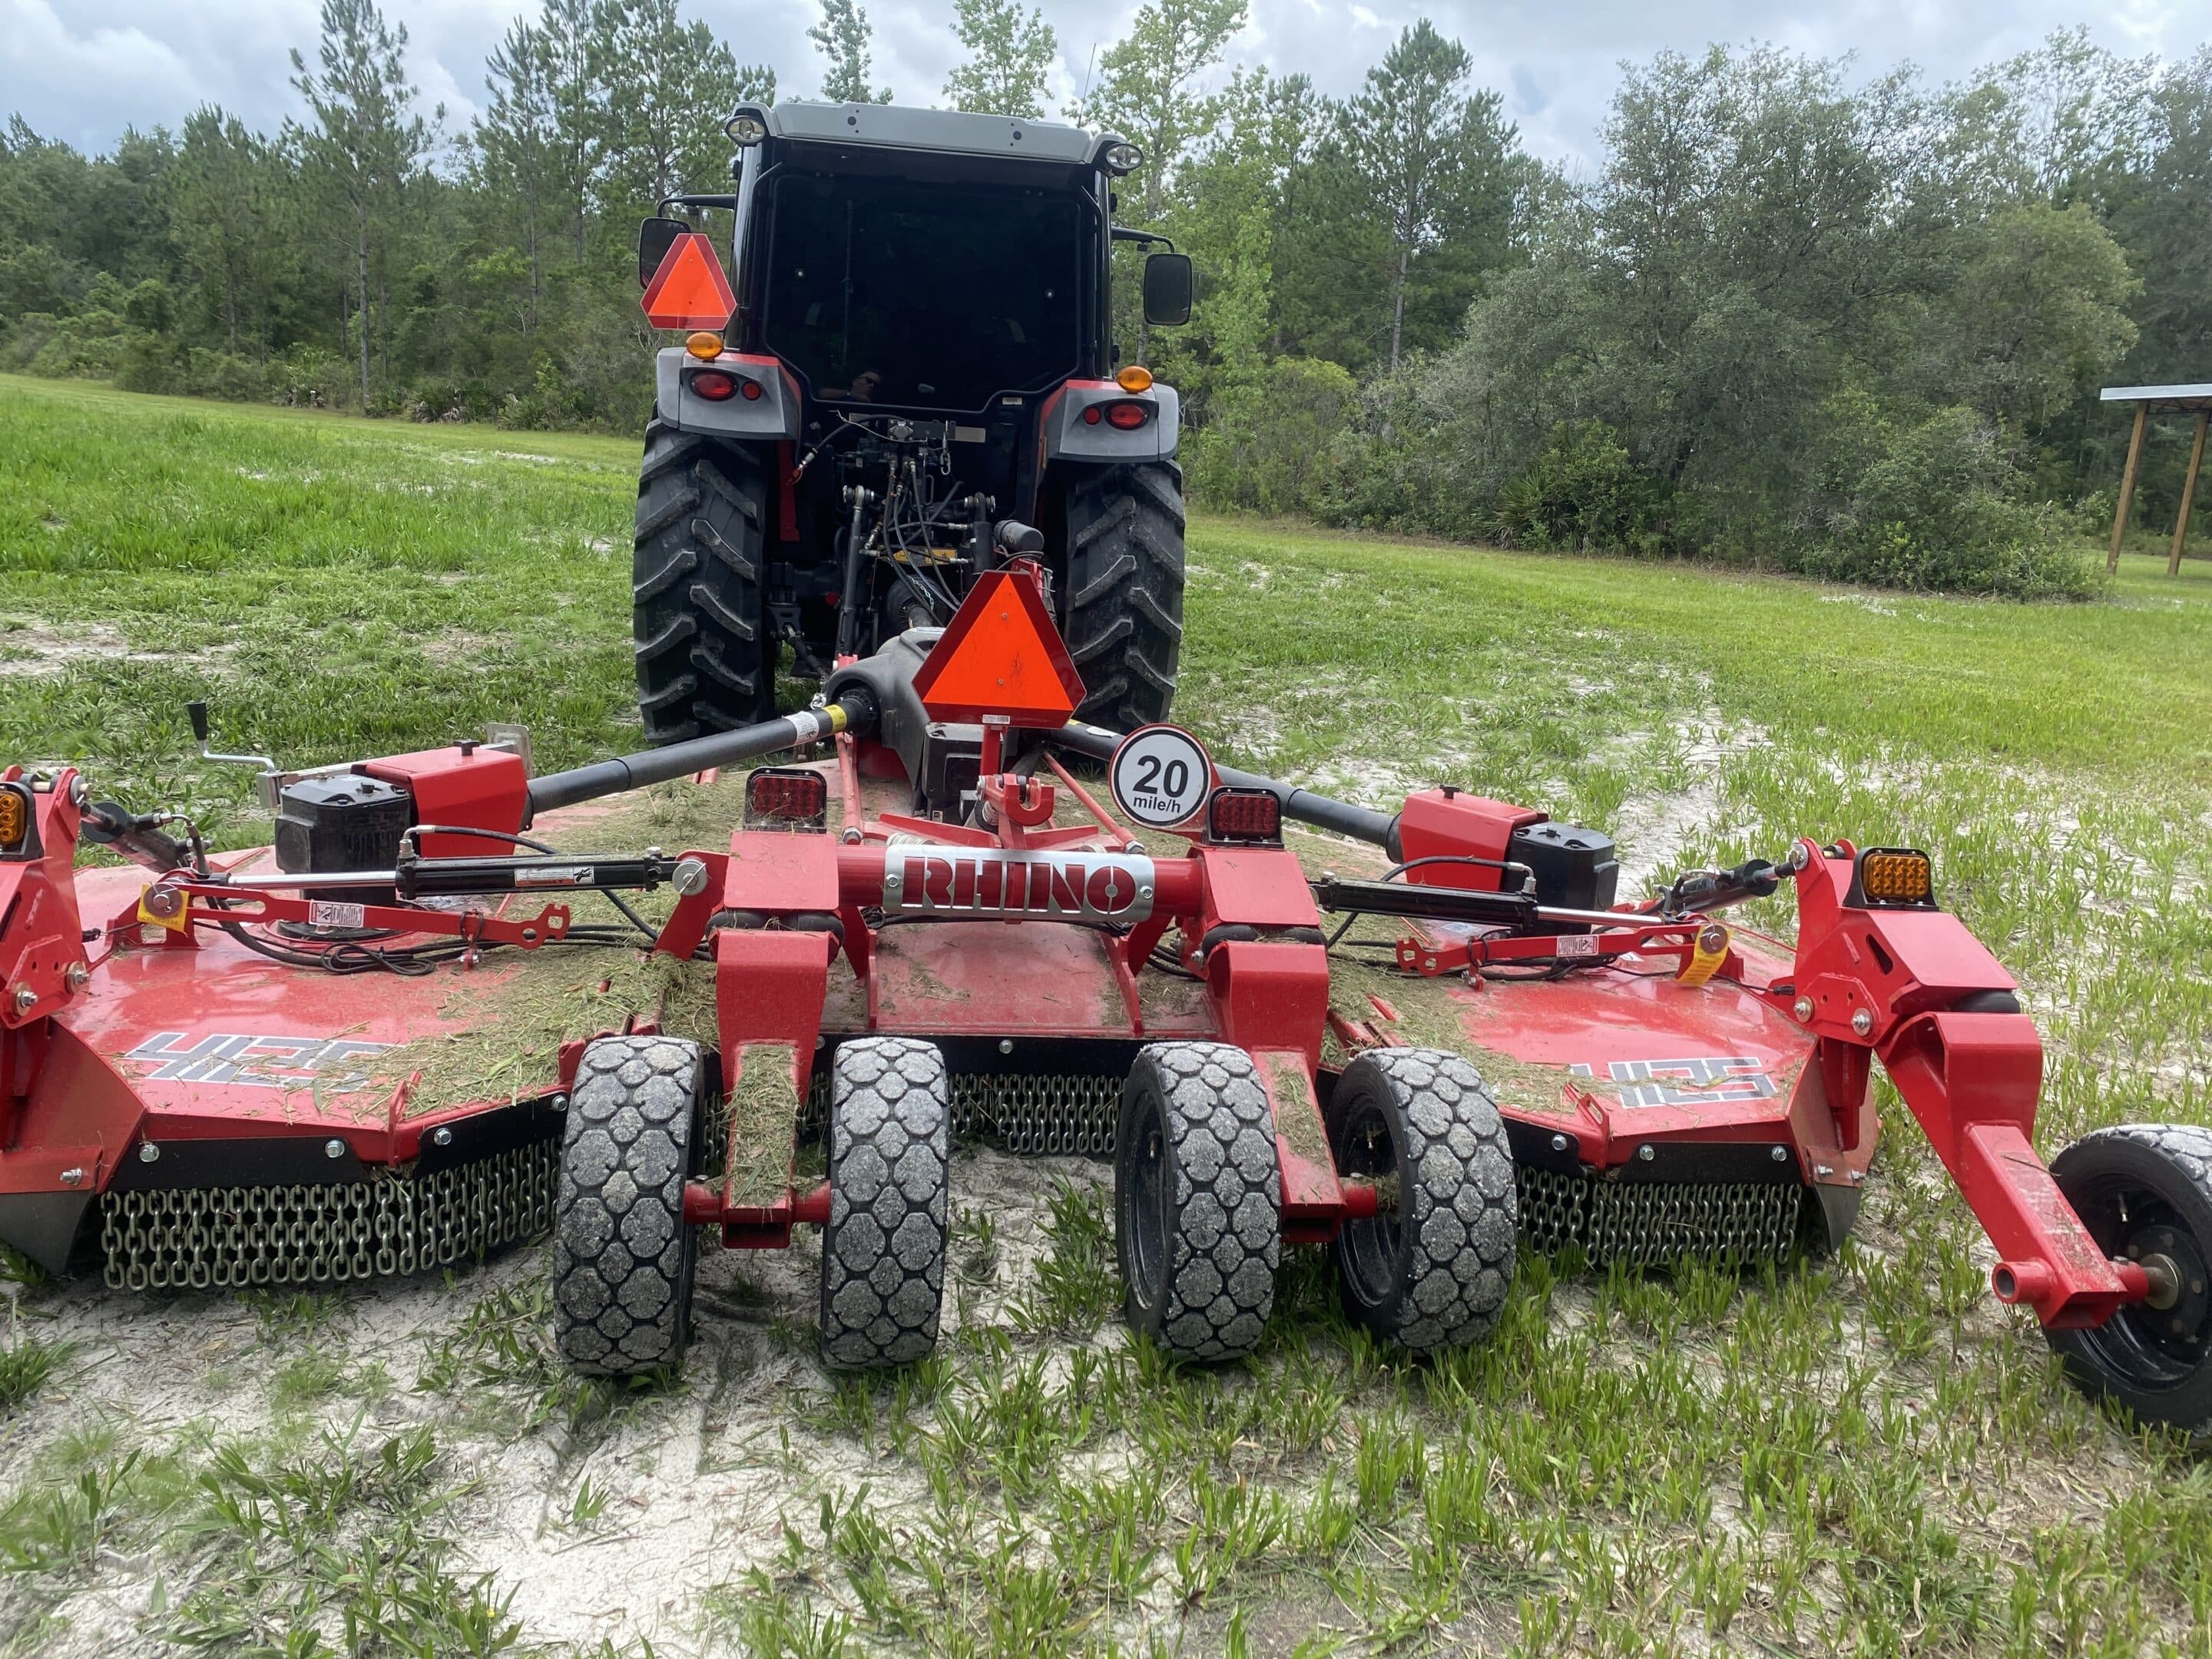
[1329, 1048, 1516, 1353]
[1114, 1043, 1282, 1363]
[634, 418, 775, 742]
[820, 1038, 952, 1369]
[1062, 462, 1186, 731]
[551, 1035, 702, 1376]
[2048, 1124, 2212, 1435]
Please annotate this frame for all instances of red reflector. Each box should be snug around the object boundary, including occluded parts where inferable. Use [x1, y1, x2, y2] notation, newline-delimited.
[744, 767, 829, 830]
[1207, 787, 1281, 844]
[740, 378, 763, 400]
[1082, 406, 1102, 426]
[692, 370, 737, 401]
[1106, 402, 1148, 430]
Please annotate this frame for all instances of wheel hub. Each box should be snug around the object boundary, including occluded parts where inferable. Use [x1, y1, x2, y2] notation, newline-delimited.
[2126, 1224, 2209, 1343]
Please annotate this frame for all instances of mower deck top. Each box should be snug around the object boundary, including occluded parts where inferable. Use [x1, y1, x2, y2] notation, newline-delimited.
[59, 763, 1825, 1190]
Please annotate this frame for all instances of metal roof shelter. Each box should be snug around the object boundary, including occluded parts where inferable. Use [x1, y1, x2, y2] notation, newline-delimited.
[2101, 383, 2212, 575]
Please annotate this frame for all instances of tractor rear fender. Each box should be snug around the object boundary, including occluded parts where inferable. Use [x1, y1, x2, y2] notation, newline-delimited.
[1786, 838, 2139, 1329]
[1040, 379, 1180, 463]
[653, 348, 801, 441]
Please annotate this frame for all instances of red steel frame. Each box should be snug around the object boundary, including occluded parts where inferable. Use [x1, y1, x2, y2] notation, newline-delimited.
[0, 688, 2155, 1337]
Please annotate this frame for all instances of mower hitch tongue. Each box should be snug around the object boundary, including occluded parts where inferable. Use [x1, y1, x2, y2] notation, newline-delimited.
[2, 564, 2206, 1432]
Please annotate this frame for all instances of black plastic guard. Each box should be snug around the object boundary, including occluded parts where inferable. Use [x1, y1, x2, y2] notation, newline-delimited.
[0, 1191, 94, 1275]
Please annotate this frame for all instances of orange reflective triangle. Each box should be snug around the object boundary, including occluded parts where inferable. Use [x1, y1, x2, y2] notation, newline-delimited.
[912, 569, 1086, 727]
[641, 232, 737, 329]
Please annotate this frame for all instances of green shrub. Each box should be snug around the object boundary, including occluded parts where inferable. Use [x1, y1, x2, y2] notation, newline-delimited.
[268, 345, 353, 410]
[1491, 420, 1677, 555]
[1814, 407, 2098, 598]
[1182, 356, 1363, 517]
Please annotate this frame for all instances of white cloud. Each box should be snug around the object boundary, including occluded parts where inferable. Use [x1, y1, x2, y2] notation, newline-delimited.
[2, 0, 2204, 174]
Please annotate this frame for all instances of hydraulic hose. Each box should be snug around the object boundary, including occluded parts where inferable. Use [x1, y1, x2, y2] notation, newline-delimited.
[525, 690, 878, 821]
[1048, 721, 1401, 849]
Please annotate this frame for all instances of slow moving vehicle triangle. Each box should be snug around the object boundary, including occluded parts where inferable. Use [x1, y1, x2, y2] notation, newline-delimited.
[912, 568, 1086, 727]
[641, 233, 737, 330]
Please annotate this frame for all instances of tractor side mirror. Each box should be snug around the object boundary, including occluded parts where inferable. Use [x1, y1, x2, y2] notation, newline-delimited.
[1142, 252, 1194, 327]
[637, 217, 687, 290]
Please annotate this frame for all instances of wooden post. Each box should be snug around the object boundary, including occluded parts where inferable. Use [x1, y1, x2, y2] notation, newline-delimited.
[2171, 409, 2209, 577]
[2109, 402, 2149, 572]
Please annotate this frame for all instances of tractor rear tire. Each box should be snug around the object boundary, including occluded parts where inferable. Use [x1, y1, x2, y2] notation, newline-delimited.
[820, 1038, 952, 1369]
[1062, 462, 1186, 731]
[551, 1035, 703, 1377]
[2048, 1124, 2212, 1437]
[633, 416, 775, 742]
[1329, 1048, 1516, 1353]
[1114, 1042, 1280, 1363]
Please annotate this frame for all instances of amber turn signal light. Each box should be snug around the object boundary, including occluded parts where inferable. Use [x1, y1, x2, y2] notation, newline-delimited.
[1853, 846, 1935, 907]
[685, 332, 724, 359]
[0, 786, 25, 855]
[1116, 365, 1154, 392]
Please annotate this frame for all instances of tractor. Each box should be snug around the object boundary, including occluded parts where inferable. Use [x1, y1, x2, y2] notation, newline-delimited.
[630, 99, 1194, 742]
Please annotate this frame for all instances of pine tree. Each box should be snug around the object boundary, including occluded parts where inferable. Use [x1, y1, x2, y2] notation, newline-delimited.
[1075, 0, 1247, 356]
[169, 107, 273, 350]
[1341, 18, 1512, 369]
[598, 0, 774, 210]
[944, 0, 1056, 120]
[810, 0, 891, 104]
[475, 17, 561, 330]
[540, 0, 601, 263]
[289, 0, 433, 409]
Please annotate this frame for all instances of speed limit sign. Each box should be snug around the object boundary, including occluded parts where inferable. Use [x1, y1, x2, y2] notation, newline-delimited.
[1109, 724, 1214, 830]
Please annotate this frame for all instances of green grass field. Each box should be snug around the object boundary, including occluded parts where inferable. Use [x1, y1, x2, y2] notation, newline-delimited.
[1, 373, 2209, 1657]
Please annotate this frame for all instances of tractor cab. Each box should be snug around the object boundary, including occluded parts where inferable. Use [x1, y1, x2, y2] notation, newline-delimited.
[631, 102, 1194, 742]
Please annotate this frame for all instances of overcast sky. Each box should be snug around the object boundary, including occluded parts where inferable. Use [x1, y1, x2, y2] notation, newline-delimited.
[3, 0, 2204, 173]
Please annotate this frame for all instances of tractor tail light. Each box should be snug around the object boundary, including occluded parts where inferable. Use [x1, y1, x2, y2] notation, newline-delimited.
[1851, 846, 1936, 908]
[743, 767, 829, 831]
[1082, 405, 1101, 425]
[1105, 402, 1149, 430]
[740, 378, 762, 400]
[1207, 787, 1281, 845]
[0, 786, 27, 857]
[691, 370, 737, 401]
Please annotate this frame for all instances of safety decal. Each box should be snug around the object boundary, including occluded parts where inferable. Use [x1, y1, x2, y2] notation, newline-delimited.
[124, 1031, 394, 1090]
[1569, 1055, 1779, 1109]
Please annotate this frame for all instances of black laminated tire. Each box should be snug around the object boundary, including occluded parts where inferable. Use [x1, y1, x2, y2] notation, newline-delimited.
[634, 417, 775, 741]
[1062, 462, 1185, 731]
[2048, 1124, 2212, 1436]
[820, 1038, 952, 1368]
[1329, 1048, 1515, 1353]
[551, 1035, 702, 1376]
[1114, 1042, 1281, 1362]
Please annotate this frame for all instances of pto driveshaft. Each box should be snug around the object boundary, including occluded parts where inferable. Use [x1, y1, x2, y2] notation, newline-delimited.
[524, 690, 880, 820]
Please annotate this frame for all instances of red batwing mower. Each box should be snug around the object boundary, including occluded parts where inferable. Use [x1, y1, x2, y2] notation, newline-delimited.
[0, 558, 2204, 1432]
